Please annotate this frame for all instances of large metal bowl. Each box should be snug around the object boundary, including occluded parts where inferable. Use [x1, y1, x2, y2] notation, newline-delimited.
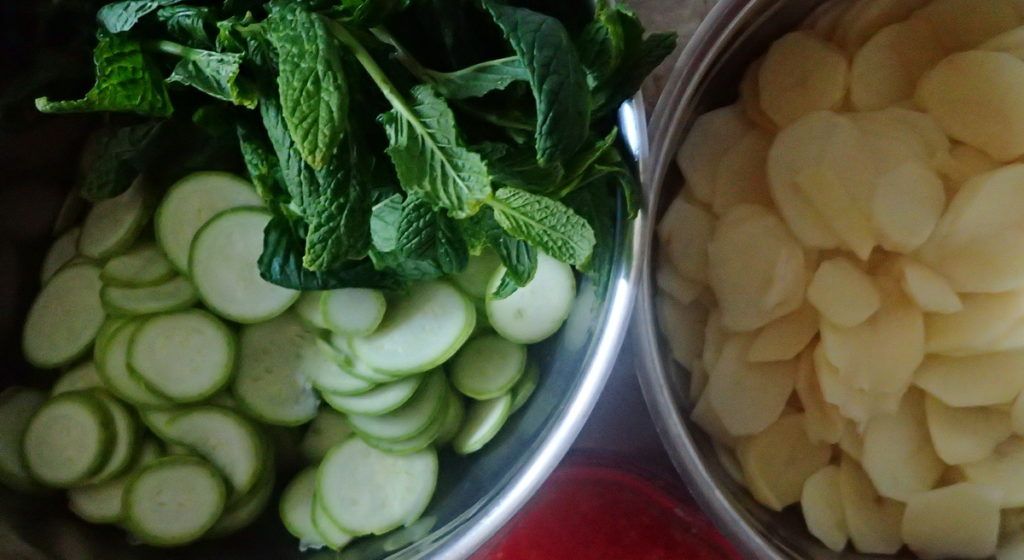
[633, 1, 917, 559]
[0, 32, 647, 560]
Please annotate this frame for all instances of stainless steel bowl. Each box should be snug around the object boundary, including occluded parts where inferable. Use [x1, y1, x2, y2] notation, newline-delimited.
[633, 1, 911, 559]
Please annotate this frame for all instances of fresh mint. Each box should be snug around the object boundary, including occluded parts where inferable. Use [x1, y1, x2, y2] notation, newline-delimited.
[162, 42, 257, 107]
[425, 57, 528, 100]
[98, 0, 183, 33]
[489, 187, 595, 267]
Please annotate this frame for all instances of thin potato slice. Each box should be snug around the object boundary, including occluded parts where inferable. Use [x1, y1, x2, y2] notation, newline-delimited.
[871, 161, 945, 253]
[925, 395, 1012, 465]
[839, 456, 906, 555]
[861, 389, 945, 501]
[850, 19, 945, 111]
[808, 258, 880, 328]
[747, 303, 818, 363]
[840, 421, 865, 462]
[677, 105, 753, 204]
[916, 51, 1024, 161]
[794, 167, 875, 260]
[738, 58, 777, 132]
[702, 309, 727, 373]
[938, 144, 1000, 188]
[795, 349, 843, 444]
[706, 335, 796, 437]
[873, 108, 951, 167]
[656, 266, 702, 306]
[803, 0, 859, 40]
[657, 197, 714, 283]
[691, 390, 737, 448]
[655, 295, 707, 372]
[713, 440, 745, 485]
[713, 130, 773, 215]
[758, 32, 849, 128]
[924, 290, 1024, 356]
[735, 413, 832, 511]
[1013, 393, 1024, 435]
[998, 533, 1024, 560]
[899, 258, 962, 314]
[915, 350, 1024, 407]
[689, 361, 708, 401]
[815, 343, 905, 426]
[707, 205, 806, 331]
[980, 25, 1024, 53]
[962, 438, 1024, 507]
[901, 483, 1002, 559]
[801, 465, 849, 552]
[834, 0, 929, 53]
[911, 0, 1019, 51]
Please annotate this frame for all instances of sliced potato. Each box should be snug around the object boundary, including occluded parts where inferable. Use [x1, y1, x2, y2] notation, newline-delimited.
[657, 197, 715, 283]
[902, 483, 1002, 559]
[849, 19, 945, 111]
[926, 395, 1012, 465]
[861, 389, 945, 501]
[706, 335, 796, 437]
[794, 167, 875, 260]
[795, 349, 843, 444]
[735, 413, 832, 511]
[656, 266, 702, 306]
[871, 161, 946, 253]
[924, 290, 1024, 355]
[1013, 393, 1024, 435]
[962, 438, 1024, 507]
[677, 105, 753, 204]
[898, 258, 962, 314]
[915, 350, 1024, 407]
[998, 533, 1024, 560]
[702, 308, 727, 373]
[808, 258, 881, 328]
[738, 57, 777, 132]
[801, 465, 849, 552]
[655, 295, 707, 372]
[713, 130, 773, 215]
[713, 440, 745, 485]
[840, 421, 865, 462]
[815, 343, 905, 426]
[912, 0, 1019, 51]
[980, 24, 1024, 52]
[802, 0, 859, 40]
[691, 390, 737, 447]
[747, 303, 818, 363]
[916, 51, 1024, 161]
[835, 0, 929, 53]
[707, 205, 806, 331]
[689, 361, 708, 401]
[938, 144, 1001, 188]
[839, 456, 906, 555]
[875, 108, 952, 167]
[758, 32, 849, 128]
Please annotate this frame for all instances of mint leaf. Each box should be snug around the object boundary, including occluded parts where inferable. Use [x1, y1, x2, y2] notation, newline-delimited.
[336, 0, 411, 26]
[236, 120, 284, 203]
[267, 4, 348, 169]
[260, 94, 318, 212]
[565, 184, 616, 296]
[81, 122, 162, 201]
[426, 57, 529, 99]
[476, 142, 563, 192]
[167, 47, 257, 108]
[489, 186, 595, 266]
[483, 0, 590, 166]
[157, 5, 215, 49]
[35, 33, 172, 117]
[303, 140, 373, 269]
[370, 194, 403, 252]
[576, 4, 625, 86]
[97, 0, 182, 33]
[396, 196, 468, 275]
[379, 84, 491, 217]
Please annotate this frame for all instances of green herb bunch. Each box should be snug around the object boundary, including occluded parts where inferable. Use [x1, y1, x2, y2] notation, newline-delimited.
[36, 0, 676, 295]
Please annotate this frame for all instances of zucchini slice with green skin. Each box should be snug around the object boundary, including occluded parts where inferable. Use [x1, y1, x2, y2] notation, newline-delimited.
[22, 391, 114, 487]
[123, 456, 227, 547]
[162, 406, 267, 500]
[154, 171, 262, 273]
[321, 375, 423, 417]
[451, 248, 502, 300]
[189, 207, 299, 324]
[68, 437, 162, 524]
[95, 320, 172, 408]
[51, 361, 103, 396]
[362, 394, 447, 456]
[351, 280, 475, 376]
[307, 338, 376, 395]
[324, 333, 399, 384]
[321, 288, 387, 337]
[450, 334, 527, 400]
[486, 252, 576, 344]
[23, 263, 106, 369]
[452, 393, 513, 455]
[318, 437, 437, 536]
[279, 466, 326, 550]
[301, 409, 354, 463]
[234, 313, 321, 426]
[78, 177, 151, 260]
[346, 371, 447, 442]
[128, 310, 235, 403]
[84, 390, 140, 484]
[294, 291, 329, 330]
[312, 491, 353, 550]
[100, 276, 199, 317]
[0, 387, 47, 491]
[509, 362, 540, 414]
[206, 461, 275, 538]
[100, 241, 175, 287]
[138, 407, 181, 441]
[435, 391, 466, 447]
[40, 226, 80, 283]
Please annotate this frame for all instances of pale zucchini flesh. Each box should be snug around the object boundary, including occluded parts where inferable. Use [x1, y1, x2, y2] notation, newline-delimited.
[40, 226, 80, 283]
[101, 241, 175, 287]
[95, 320, 172, 408]
[450, 334, 527, 400]
[123, 456, 227, 546]
[321, 288, 387, 337]
[84, 390, 140, 484]
[51, 361, 103, 396]
[279, 466, 325, 548]
[23, 263, 106, 368]
[452, 393, 513, 455]
[78, 177, 150, 260]
[486, 253, 576, 344]
[0, 387, 47, 491]
[22, 392, 113, 487]
[346, 371, 447, 442]
[101, 276, 199, 316]
[321, 375, 422, 417]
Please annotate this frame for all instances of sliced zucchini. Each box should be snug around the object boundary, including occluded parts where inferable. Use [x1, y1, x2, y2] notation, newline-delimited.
[295, 291, 328, 330]
[318, 437, 438, 536]
[450, 334, 527, 400]
[435, 391, 466, 447]
[52, 361, 103, 396]
[162, 406, 266, 500]
[206, 462, 275, 538]
[486, 252, 576, 344]
[321, 375, 423, 417]
[95, 320, 172, 408]
[363, 396, 447, 456]
[100, 275, 199, 316]
[321, 288, 387, 337]
[0, 387, 47, 491]
[307, 338, 375, 395]
[78, 177, 151, 259]
[138, 407, 181, 441]
[22, 391, 113, 487]
[85, 390, 140, 484]
[312, 491, 354, 550]
[69, 438, 162, 524]
[128, 310, 235, 403]
[123, 456, 227, 546]
[23, 263, 105, 368]
[234, 313, 321, 426]
[351, 280, 475, 376]
[347, 371, 447, 442]
[154, 171, 263, 273]
[324, 333, 398, 384]
[190, 207, 298, 323]
[100, 242, 175, 287]
[40, 226, 81, 283]
[301, 409, 354, 462]
[509, 362, 539, 414]
[279, 466, 326, 549]
[452, 393, 513, 455]
[95, 316, 130, 352]
[451, 248, 502, 300]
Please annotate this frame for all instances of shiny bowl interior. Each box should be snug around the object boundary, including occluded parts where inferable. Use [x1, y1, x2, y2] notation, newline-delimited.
[634, 1, 917, 559]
